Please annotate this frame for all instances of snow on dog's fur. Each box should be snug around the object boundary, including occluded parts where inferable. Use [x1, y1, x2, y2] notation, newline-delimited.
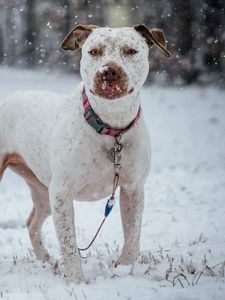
[0, 24, 171, 282]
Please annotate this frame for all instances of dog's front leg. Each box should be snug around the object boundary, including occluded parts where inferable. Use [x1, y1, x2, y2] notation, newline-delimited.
[49, 184, 84, 283]
[117, 184, 144, 265]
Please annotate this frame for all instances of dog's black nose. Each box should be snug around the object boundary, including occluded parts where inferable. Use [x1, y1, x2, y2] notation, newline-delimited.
[102, 67, 117, 81]
[101, 64, 120, 81]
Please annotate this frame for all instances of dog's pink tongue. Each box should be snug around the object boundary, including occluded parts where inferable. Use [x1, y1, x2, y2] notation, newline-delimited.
[99, 82, 123, 98]
[106, 83, 122, 95]
[105, 85, 116, 93]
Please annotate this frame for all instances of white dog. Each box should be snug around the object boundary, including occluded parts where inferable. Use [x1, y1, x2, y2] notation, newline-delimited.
[0, 24, 171, 282]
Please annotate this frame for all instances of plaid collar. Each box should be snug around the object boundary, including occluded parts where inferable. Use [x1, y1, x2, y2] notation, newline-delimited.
[82, 87, 141, 137]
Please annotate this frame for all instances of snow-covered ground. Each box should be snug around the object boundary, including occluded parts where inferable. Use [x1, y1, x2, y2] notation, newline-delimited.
[0, 67, 225, 300]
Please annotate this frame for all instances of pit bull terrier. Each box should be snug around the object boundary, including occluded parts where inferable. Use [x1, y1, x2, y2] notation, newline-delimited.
[0, 24, 171, 282]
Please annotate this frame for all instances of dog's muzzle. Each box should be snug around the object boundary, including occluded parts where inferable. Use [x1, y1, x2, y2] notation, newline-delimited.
[92, 63, 131, 100]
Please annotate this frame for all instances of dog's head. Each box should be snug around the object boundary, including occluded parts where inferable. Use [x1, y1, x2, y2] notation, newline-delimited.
[61, 24, 171, 100]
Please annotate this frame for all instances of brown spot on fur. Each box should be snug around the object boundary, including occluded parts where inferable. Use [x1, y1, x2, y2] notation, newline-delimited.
[0, 153, 47, 190]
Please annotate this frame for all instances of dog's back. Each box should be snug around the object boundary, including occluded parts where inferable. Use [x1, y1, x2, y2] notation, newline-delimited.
[0, 90, 66, 184]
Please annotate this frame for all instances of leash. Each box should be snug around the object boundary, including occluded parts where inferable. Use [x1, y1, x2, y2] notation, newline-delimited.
[78, 87, 141, 252]
[78, 135, 122, 252]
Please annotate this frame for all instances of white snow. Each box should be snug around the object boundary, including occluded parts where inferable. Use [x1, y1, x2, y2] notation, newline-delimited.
[0, 67, 225, 299]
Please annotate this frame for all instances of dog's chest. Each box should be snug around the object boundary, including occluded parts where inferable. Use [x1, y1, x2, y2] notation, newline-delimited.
[69, 136, 136, 201]
[73, 153, 115, 201]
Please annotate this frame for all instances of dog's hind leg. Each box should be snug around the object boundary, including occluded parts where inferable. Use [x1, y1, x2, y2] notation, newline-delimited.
[26, 185, 51, 262]
[1, 153, 53, 263]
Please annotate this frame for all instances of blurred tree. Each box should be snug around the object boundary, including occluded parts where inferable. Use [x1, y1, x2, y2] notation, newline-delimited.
[94, 0, 104, 26]
[61, 0, 71, 36]
[170, 0, 200, 84]
[172, 0, 193, 56]
[77, 0, 89, 24]
[203, 0, 225, 72]
[5, 1, 16, 66]
[24, 0, 37, 66]
[0, 2, 4, 64]
[0, 26, 4, 64]
[60, 0, 72, 66]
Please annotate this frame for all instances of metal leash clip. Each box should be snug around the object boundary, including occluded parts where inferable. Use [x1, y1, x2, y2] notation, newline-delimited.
[107, 135, 123, 164]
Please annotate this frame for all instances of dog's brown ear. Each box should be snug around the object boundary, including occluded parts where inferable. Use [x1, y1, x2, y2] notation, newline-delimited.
[61, 24, 98, 51]
[134, 24, 172, 58]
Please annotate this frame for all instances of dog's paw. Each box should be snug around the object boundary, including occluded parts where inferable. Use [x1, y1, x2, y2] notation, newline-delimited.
[115, 256, 135, 267]
[115, 251, 138, 267]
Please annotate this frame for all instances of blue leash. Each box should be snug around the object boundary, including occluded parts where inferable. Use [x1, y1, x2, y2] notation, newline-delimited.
[78, 173, 119, 252]
[77, 196, 116, 252]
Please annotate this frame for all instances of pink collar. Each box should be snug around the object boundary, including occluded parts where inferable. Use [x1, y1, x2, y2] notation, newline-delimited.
[82, 87, 141, 138]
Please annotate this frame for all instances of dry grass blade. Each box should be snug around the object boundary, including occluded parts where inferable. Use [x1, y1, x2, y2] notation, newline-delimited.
[173, 273, 190, 288]
[165, 263, 173, 280]
[195, 268, 205, 285]
[177, 278, 184, 288]
[194, 264, 216, 286]
[144, 265, 151, 275]
[205, 265, 216, 277]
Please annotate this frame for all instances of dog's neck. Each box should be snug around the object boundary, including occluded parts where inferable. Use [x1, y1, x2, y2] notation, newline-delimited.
[85, 89, 141, 129]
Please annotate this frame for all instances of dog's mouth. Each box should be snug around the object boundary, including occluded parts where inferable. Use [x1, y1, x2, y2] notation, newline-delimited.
[91, 63, 131, 100]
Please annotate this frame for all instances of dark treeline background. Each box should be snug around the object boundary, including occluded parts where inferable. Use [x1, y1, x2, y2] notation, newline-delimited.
[0, 0, 224, 85]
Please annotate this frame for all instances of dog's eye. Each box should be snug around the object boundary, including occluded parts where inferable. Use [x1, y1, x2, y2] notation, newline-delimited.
[89, 48, 102, 56]
[124, 48, 138, 55]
